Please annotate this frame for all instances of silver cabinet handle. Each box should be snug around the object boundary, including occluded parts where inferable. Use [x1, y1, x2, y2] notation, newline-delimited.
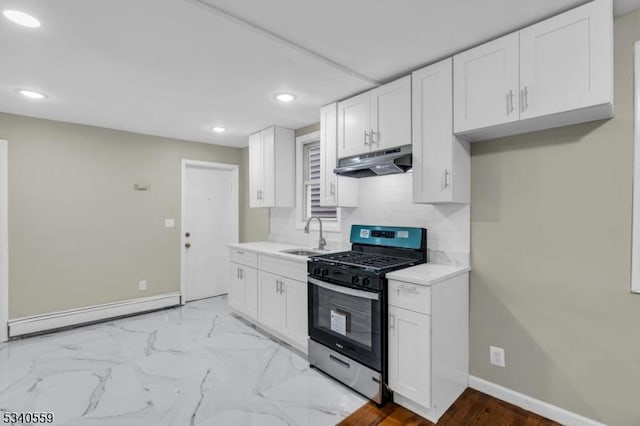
[523, 86, 529, 110]
[239, 268, 243, 279]
[330, 182, 336, 196]
[237, 268, 240, 279]
[363, 130, 369, 146]
[389, 313, 395, 331]
[506, 90, 515, 115]
[275, 280, 279, 293]
[398, 284, 418, 294]
[520, 89, 525, 112]
[444, 169, 450, 189]
[506, 93, 510, 115]
[509, 89, 514, 113]
[370, 129, 377, 146]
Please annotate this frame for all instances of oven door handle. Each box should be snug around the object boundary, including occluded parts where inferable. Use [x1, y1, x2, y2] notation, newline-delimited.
[308, 277, 380, 301]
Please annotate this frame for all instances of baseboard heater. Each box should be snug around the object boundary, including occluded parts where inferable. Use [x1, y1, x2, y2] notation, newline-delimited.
[8, 293, 181, 338]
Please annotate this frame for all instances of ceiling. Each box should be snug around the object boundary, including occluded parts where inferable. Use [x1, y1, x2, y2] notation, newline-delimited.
[0, 0, 638, 148]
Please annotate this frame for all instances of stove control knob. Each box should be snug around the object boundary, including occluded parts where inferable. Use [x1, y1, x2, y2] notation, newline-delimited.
[351, 276, 360, 285]
[321, 269, 329, 277]
[313, 267, 321, 276]
[362, 278, 370, 287]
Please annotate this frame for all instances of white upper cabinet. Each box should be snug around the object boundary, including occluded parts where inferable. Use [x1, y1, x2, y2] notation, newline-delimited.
[337, 92, 370, 159]
[453, 33, 520, 133]
[248, 132, 262, 208]
[413, 58, 469, 204]
[519, 0, 613, 120]
[337, 76, 411, 159]
[453, 0, 613, 141]
[248, 126, 295, 208]
[369, 75, 412, 151]
[320, 103, 358, 207]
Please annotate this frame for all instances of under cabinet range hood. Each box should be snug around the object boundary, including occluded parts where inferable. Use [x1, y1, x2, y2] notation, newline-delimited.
[334, 144, 412, 178]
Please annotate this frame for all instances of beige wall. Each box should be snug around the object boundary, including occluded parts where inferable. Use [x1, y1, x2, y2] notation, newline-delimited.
[470, 10, 640, 426]
[295, 122, 320, 137]
[1, 113, 266, 318]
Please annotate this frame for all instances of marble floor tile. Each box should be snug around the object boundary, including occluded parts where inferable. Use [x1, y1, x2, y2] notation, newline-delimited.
[0, 296, 365, 425]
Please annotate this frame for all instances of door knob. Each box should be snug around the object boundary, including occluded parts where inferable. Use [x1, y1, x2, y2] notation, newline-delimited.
[185, 232, 191, 238]
[185, 242, 191, 248]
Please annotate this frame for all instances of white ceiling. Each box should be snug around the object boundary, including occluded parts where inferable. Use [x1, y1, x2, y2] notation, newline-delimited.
[0, 0, 638, 147]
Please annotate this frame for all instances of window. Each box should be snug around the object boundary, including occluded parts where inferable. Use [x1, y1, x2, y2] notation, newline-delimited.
[302, 141, 337, 220]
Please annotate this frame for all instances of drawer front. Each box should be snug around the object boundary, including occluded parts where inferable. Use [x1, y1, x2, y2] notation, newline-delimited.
[388, 280, 431, 315]
[229, 248, 258, 268]
[259, 254, 307, 282]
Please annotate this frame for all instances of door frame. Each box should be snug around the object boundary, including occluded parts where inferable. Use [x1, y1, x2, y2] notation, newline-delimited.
[180, 159, 239, 304]
[0, 140, 8, 342]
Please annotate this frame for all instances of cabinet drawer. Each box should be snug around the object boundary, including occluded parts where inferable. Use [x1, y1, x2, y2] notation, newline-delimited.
[388, 280, 431, 315]
[259, 254, 307, 282]
[229, 248, 258, 268]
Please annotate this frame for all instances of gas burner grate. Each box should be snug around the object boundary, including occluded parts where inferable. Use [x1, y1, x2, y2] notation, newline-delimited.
[313, 251, 416, 270]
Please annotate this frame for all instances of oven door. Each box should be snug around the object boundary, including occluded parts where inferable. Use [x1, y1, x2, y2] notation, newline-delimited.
[308, 276, 382, 371]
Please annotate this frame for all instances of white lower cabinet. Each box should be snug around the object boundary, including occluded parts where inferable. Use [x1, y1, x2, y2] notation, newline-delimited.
[387, 273, 469, 423]
[282, 278, 308, 349]
[258, 272, 309, 351]
[228, 248, 308, 353]
[388, 305, 432, 408]
[228, 262, 258, 320]
[258, 271, 285, 331]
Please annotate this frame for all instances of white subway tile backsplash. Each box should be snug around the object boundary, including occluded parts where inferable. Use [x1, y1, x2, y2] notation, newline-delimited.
[269, 173, 469, 266]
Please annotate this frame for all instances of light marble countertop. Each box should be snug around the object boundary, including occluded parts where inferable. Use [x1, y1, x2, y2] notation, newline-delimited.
[386, 263, 470, 286]
[228, 241, 336, 263]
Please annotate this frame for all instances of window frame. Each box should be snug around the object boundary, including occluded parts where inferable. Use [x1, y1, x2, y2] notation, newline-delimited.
[295, 131, 341, 233]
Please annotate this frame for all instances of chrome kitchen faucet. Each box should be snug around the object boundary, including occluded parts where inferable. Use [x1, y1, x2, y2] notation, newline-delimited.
[304, 216, 326, 251]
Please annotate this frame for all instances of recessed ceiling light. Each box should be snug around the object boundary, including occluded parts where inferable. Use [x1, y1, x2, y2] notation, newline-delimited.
[3, 10, 41, 28]
[212, 126, 226, 133]
[275, 93, 296, 103]
[18, 89, 47, 100]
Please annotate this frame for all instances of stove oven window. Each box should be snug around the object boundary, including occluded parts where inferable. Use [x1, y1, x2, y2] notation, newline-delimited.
[316, 288, 373, 348]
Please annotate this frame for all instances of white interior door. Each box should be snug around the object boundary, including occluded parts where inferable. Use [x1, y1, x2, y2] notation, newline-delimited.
[183, 162, 238, 302]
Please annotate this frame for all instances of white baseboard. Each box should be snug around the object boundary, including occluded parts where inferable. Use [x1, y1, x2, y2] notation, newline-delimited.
[8, 293, 181, 338]
[468, 375, 606, 426]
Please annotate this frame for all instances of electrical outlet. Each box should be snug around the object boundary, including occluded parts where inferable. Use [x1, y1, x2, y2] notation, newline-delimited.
[139, 280, 147, 291]
[489, 346, 506, 368]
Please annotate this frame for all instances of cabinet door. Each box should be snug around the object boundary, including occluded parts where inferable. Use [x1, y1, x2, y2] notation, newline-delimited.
[370, 75, 411, 150]
[320, 103, 359, 208]
[413, 59, 455, 203]
[337, 92, 370, 159]
[519, 0, 612, 120]
[453, 33, 520, 133]
[282, 278, 308, 349]
[258, 271, 284, 332]
[260, 127, 276, 207]
[228, 263, 245, 312]
[248, 132, 263, 208]
[320, 103, 338, 206]
[388, 306, 431, 408]
[242, 266, 258, 319]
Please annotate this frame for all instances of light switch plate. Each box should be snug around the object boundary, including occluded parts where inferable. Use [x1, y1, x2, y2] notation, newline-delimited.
[164, 218, 175, 228]
[139, 280, 147, 291]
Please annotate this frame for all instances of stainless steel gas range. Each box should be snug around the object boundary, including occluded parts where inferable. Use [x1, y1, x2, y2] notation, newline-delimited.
[307, 225, 427, 404]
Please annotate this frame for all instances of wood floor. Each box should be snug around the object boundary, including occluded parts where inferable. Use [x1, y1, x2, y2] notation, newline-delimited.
[339, 388, 561, 426]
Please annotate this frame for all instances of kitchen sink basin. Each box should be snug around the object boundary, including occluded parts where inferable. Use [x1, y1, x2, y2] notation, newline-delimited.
[280, 249, 322, 256]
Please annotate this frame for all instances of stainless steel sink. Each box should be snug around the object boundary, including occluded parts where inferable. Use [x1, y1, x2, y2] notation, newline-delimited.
[280, 249, 322, 256]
